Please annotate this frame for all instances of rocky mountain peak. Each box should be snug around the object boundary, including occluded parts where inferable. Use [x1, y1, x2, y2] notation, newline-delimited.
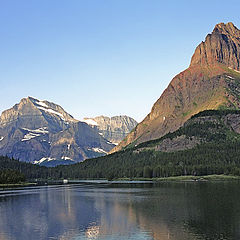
[0, 97, 116, 166]
[0, 96, 77, 129]
[27, 96, 76, 122]
[111, 22, 240, 153]
[83, 115, 138, 144]
[190, 22, 240, 70]
[213, 22, 240, 36]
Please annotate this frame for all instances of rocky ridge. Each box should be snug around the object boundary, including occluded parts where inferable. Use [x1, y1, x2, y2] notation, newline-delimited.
[82, 115, 137, 145]
[133, 110, 240, 153]
[111, 22, 240, 153]
[0, 97, 115, 166]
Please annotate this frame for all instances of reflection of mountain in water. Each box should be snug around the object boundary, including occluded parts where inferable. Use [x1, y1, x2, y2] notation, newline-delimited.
[103, 183, 240, 240]
[0, 183, 240, 239]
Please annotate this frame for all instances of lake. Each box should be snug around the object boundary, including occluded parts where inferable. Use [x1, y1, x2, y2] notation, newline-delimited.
[0, 181, 239, 240]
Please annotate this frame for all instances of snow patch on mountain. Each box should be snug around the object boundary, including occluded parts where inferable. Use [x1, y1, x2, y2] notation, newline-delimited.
[37, 106, 64, 119]
[22, 127, 48, 134]
[34, 157, 55, 164]
[61, 156, 73, 161]
[36, 100, 49, 108]
[92, 147, 107, 154]
[22, 133, 40, 141]
[21, 127, 48, 141]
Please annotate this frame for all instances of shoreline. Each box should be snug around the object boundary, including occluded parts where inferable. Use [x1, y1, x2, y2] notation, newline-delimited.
[114, 175, 240, 182]
[1, 175, 239, 189]
[0, 183, 37, 188]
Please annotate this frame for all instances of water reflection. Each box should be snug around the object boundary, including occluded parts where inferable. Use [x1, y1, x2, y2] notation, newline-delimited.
[0, 182, 240, 239]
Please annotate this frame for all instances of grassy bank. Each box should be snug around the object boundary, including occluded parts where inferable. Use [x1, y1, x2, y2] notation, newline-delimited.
[115, 175, 240, 182]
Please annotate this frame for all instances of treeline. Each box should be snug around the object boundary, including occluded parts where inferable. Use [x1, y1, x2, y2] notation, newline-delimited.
[0, 169, 25, 184]
[0, 156, 70, 181]
[135, 112, 239, 150]
[137, 121, 229, 149]
[2, 109, 240, 181]
[2, 140, 240, 181]
[191, 109, 240, 118]
[55, 140, 240, 179]
[0, 156, 48, 182]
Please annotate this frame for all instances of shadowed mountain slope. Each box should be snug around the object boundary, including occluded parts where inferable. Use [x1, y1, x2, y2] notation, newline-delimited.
[0, 97, 115, 166]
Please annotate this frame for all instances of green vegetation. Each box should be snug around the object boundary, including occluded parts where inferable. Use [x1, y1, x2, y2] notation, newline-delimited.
[1, 110, 240, 181]
[190, 109, 240, 118]
[0, 169, 25, 184]
[154, 174, 240, 181]
[182, 111, 190, 117]
[3, 141, 240, 181]
[0, 156, 51, 182]
[193, 102, 197, 107]
[55, 140, 240, 179]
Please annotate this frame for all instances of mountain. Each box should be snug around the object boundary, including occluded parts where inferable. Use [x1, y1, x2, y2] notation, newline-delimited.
[0, 97, 115, 166]
[2, 110, 240, 180]
[60, 109, 240, 179]
[134, 109, 240, 152]
[82, 116, 137, 145]
[111, 22, 240, 153]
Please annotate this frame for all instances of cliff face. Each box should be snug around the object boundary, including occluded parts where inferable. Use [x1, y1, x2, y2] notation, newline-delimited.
[83, 116, 137, 145]
[0, 97, 115, 166]
[111, 22, 240, 153]
[190, 22, 240, 70]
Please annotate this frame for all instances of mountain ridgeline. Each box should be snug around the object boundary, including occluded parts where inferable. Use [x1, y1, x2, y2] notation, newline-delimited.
[111, 22, 240, 153]
[2, 110, 240, 180]
[2, 22, 240, 179]
[0, 97, 113, 166]
[0, 97, 137, 166]
[83, 116, 137, 145]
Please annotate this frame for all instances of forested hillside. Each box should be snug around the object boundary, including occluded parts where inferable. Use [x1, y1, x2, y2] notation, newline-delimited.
[2, 110, 240, 181]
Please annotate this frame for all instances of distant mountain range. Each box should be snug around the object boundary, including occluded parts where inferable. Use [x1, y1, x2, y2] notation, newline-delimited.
[2, 22, 240, 180]
[0, 97, 137, 166]
[82, 116, 137, 145]
[111, 22, 240, 153]
[59, 109, 240, 179]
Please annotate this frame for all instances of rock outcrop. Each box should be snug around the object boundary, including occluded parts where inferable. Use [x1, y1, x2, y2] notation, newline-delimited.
[133, 110, 240, 153]
[83, 115, 137, 145]
[111, 22, 240, 153]
[191, 22, 240, 70]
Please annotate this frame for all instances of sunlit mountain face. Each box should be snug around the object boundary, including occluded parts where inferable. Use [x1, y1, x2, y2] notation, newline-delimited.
[112, 22, 240, 153]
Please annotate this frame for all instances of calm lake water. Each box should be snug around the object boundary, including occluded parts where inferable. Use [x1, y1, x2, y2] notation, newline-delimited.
[0, 181, 240, 240]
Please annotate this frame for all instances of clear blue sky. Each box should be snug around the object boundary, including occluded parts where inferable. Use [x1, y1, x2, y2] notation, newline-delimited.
[0, 0, 240, 122]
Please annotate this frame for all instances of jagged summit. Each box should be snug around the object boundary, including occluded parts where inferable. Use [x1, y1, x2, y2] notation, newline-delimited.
[213, 22, 240, 35]
[26, 96, 76, 122]
[0, 97, 115, 166]
[0, 96, 76, 128]
[190, 22, 240, 70]
[83, 115, 138, 144]
[111, 22, 240, 153]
